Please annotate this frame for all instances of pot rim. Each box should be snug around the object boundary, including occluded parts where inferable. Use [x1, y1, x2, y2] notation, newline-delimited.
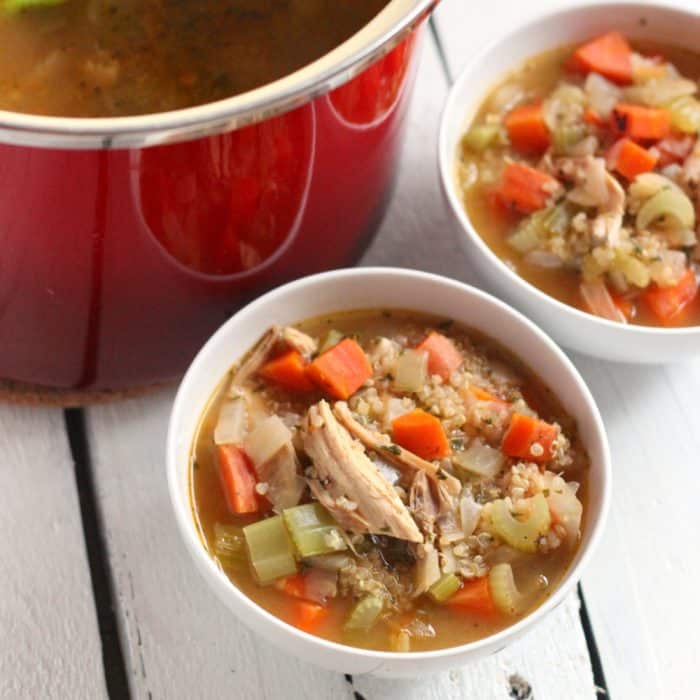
[0, 0, 436, 151]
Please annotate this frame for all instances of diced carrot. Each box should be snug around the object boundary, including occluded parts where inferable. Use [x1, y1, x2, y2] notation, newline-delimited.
[606, 138, 658, 180]
[275, 573, 308, 600]
[504, 103, 550, 154]
[655, 135, 695, 167]
[259, 350, 315, 393]
[643, 268, 698, 322]
[486, 189, 519, 221]
[469, 386, 507, 405]
[569, 32, 633, 85]
[416, 332, 463, 380]
[391, 409, 450, 460]
[612, 294, 635, 322]
[501, 413, 558, 463]
[446, 577, 497, 617]
[306, 338, 372, 400]
[494, 162, 560, 214]
[583, 108, 605, 127]
[611, 104, 671, 142]
[217, 445, 259, 514]
[290, 600, 329, 633]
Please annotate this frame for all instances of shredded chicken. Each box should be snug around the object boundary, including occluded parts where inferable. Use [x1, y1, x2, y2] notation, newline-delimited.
[302, 401, 423, 543]
[230, 326, 281, 386]
[254, 442, 305, 512]
[409, 471, 438, 539]
[333, 401, 462, 496]
[281, 326, 318, 359]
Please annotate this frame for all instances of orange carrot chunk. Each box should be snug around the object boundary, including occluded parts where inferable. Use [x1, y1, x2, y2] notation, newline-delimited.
[291, 600, 329, 633]
[501, 413, 558, 463]
[416, 331, 463, 380]
[494, 162, 560, 214]
[643, 268, 698, 322]
[217, 444, 259, 515]
[306, 338, 372, 400]
[446, 577, 497, 617]
[611, 104, 671, 141]
[583, 108, 605, 127]
[569, 32, 633, 85]
[504, 103, 550, 154]
[607, 138, 658, 179]
[611, 294, 635, 322]
[275, 573, 308, 600]
[391, 409, 450, 460]
[259, 350, 315, 393]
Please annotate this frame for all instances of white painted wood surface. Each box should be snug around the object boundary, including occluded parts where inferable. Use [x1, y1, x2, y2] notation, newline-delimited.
[0, 406, 107, 700]
[84, 33, 598, 700]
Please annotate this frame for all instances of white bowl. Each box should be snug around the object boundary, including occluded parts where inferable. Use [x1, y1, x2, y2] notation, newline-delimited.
[439, 2, 700, 363]
[167, 267, 611, 677]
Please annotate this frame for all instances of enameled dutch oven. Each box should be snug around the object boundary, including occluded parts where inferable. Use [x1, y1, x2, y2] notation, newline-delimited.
[0, 0, 437, 399]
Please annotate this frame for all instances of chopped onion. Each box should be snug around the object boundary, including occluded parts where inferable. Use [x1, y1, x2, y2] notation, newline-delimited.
[584, 73, 620, 118]
[544, 473, 582, 547]
[214, 397, 247, 446]
[244, 415, 292, 467]
[524, 250, 564, 269]
[414, 547, 441, 594]
[649, 250, 688, 286]
[454, 444, 505, 479]
[580, 280, 627, 323]
[304, 553, 352, 571]
[303, 568, 338, 604]
[623, 77, 697, 106]
[459, 491, 482, 536]
[393, 349, 428, 393]
[488, 82, 524, 114]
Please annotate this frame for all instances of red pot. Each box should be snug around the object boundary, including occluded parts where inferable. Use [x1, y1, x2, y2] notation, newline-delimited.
[0, 1, 436, 399]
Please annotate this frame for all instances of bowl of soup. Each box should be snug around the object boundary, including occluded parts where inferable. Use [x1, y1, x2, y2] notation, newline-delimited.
[439, 2, 700, 363]
[167, 267, 610, 676]
[0, 0, 438, 401]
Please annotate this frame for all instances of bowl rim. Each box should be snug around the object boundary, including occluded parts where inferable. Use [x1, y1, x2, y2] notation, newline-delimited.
[166, 266, 612, 664]
[438, 0, 700, 338]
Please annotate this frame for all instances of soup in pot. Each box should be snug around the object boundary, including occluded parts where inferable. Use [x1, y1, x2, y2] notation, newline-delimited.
[190, 310, 589, 652]
[0, 0, 389, 117]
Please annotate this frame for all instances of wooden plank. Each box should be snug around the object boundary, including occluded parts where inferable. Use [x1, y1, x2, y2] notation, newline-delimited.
[87, 35, 596, 699]
[0, 405, 107, 700]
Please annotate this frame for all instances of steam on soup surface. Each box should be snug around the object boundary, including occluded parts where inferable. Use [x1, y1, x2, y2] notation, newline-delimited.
[0, 0, 388, 117]
[458, 32, 700, 327]
[191, 310, 588, 652]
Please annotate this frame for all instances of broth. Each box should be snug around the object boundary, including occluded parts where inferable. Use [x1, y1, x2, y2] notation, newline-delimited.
[0, 0, 389, 117]
[191, 310, 589, 652]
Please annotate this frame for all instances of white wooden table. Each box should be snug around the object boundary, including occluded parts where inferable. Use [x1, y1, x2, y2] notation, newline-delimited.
[2, 2, 699, 698]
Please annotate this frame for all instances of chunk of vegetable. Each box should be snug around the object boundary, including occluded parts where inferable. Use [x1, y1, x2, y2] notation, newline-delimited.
[453, 444, 505, 479]
[636, 186, 695, 231]
[274, 572, 308, 600]
[283, 503, 347, 558]
[611, 103, 671, 141]
[391, 409, 450, 460]
[414, 547, 441, 594]
[665, 95, 700, 133]
[244, 415, 293, 467]
[445, 576, 497, 616]
[243, 515, 298, 584]
[291, 600, 329, 633]
[463, 123, 502, 152]
[318, 329, 344, 355]
[304, 553, 352, 571]
[607, 138, 657, 179]
[580, 279, 628, 322]
[428, 573, 462, 603]
[306, 338, 372, 400]
[552, 123, 588, 155]
[217, 445, 259, 515]
[569, 32, 633, 85]
[545, 474, 583, 547]
[393, 349, 428, 393]
[344, 596, 384, 631]
[504, 104, 550, 154]
[1, 0, 66, 12]
[488, 563, 523, 615]
[490, 493, 551, 553]
[494, 162, 560, 214]
[416, 331, 463, 380]
[643, 268, 698, 322]
[584, 73, 621, 119]
[214, 397, 247, 446]
[259, 350, 315, 393]
[501, 413, 557, 462]
[213, 523, 247, 565]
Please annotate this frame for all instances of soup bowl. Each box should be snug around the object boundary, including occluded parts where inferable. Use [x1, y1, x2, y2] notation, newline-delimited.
[439, 2, 700, 364]
[167, 267, 611, 676]
[0, 0, 437, 400]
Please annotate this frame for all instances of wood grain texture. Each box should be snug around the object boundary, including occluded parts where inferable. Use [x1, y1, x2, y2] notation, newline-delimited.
[85, 36, 597, 700]
[0, 406, 107, 700]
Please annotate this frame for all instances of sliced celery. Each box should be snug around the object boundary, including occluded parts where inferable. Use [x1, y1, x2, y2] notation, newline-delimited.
[552, 123, 588, 154]
[344, 595, 384, 631]
[636, 186, 695, 231]
[542, 202, 574, 236]
[490, 493, 551, 553]
[488, 563, 523, 615]
[213, 523, 247, 565]
[427, 573, 461, 603]
[665, 95, 700, 134]
[283, 503, 347, 558]
[243, 515, 298, 584]
[393, 349, 428, 393]
[318, 329, 344, 355]
[462, 124, 500, 152]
